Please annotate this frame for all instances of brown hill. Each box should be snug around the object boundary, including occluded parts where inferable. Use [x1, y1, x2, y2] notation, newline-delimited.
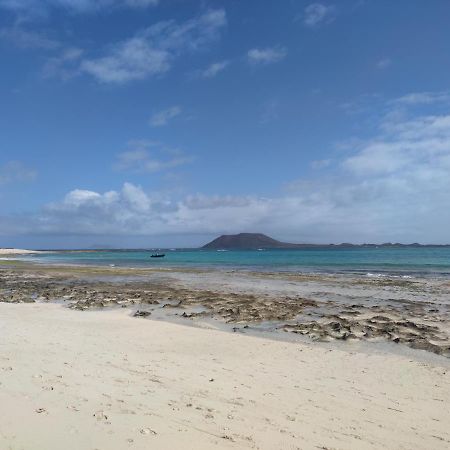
[202, 233, 301, 249]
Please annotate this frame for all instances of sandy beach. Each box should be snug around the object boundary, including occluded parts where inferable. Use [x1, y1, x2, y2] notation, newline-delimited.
[0, 262, 449, 449]
[1, 300, 449, 450]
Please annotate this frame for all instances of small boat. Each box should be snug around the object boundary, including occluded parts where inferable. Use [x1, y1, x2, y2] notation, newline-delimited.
[150, 253, 165, 258]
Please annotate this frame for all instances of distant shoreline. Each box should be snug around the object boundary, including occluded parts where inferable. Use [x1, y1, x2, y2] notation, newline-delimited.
[3, 247, 450, 280]
[0, 248, 42, 256]
[2, 244, 450, 254]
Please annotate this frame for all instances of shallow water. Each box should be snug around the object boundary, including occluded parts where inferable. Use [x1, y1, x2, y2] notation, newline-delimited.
[22, 247, 450, 278]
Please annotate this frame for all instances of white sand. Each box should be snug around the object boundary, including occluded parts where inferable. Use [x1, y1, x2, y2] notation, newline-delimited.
[0, 302, 449, 450]
[0, 248, 40, 255]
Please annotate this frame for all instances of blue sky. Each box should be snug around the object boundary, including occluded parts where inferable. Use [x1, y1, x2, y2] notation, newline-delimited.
[1, 0, 450, 248]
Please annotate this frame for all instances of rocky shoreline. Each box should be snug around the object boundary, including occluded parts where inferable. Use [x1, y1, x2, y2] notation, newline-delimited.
[1, 265, 450, 357]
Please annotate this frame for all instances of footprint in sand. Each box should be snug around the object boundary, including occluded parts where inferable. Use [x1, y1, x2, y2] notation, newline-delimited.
[67, 405, 80, 412]
[140, 428, 157, 435]
[93, 410, 110, 424]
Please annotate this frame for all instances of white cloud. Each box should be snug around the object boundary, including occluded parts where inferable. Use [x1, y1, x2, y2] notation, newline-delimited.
[62, 189, 114, 206]
[200, 60, 229, 78]
[79, 9, 226, 83]
[304, 3, 336, 27]
[341, 93, 450, 176]
[33, 183, 175, 236]
[115, 140, 192, 173]
[247, 47, 287, 65]
[0, 161, 37, 185]
[149, 106, 181, 127]
[30, 184, 269, 237]
[80, 38, 170, 83]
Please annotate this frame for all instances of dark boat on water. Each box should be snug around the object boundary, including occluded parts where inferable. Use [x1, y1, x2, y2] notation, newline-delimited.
[150, 253, 165, 258]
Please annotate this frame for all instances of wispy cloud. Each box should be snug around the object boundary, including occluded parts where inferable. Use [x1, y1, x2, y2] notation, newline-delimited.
[123, 0, 159, 7]
[304, 3, 336, 27]
[0, 26, 60, 50]
[80, 38, 170, 83]
[0, 161, 37, 185]
[376, 58, 391, 69]
[200, 60, 229, 78]
[149, 106, 181, 127]
[42, 47, 84, 79]
[311, 159, 331, 169]
[0, 0, 159, 17]
[392, 91, 450, 106]
[115, 140, 192, 173]
[78, 9, 226, 83]
[247, 47, 287, 65]
[260, 98, 280, 124]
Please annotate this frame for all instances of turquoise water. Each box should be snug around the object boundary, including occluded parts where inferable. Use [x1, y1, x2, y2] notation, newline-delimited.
[22, 247, 450, 277]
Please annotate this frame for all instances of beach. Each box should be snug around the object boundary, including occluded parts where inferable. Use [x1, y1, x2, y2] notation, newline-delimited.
[1, 300, 449, 450]
[1, 261, 450, 449]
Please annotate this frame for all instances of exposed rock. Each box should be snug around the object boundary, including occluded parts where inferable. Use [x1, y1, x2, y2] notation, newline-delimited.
[134, 310, 151, 318]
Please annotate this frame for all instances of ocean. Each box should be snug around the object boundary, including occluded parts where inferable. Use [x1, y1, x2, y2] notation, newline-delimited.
[19, 247, 450, 278]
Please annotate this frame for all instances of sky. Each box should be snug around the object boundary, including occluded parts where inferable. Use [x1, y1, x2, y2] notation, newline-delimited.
[1, 0, 450, 248]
